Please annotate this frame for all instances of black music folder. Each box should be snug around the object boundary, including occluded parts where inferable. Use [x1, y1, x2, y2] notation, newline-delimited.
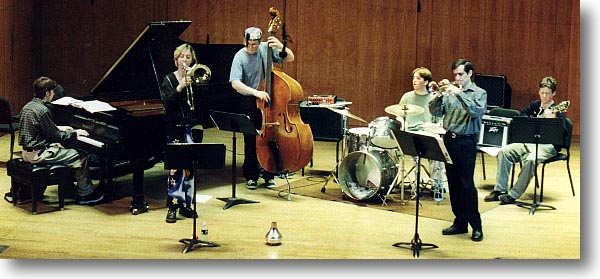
[164, 143, 226, 170]
[208, 110, 261, 136]
[510, 117, 564, 146]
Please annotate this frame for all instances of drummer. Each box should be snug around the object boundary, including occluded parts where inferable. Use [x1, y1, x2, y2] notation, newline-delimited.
[397, 67, 445, 195]
[398, 67, 440, 130]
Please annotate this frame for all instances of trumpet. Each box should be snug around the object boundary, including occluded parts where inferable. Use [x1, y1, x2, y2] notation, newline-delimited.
[183, 63, 211, 111]
[428, 80, 462, 96]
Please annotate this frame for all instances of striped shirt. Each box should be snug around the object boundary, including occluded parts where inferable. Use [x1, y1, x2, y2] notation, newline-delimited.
[18, 98, 76, 149]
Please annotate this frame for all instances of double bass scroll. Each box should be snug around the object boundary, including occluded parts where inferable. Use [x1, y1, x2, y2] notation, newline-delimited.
[255, 7, 313, 174]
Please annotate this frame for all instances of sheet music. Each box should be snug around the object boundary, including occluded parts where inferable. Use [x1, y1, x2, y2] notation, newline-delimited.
[317, 101, 353, 108]
[51, 96, 82, 106]
[400, 130, 454, 164]
[479, 146, 501, 157]
[77, 135, 105, 148]
[195, 194, 212, 204]
[52, 97, 117, 113]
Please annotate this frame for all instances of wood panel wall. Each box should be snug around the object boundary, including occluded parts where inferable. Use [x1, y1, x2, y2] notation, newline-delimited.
[1, 0, 580, 136]
[0, 0, 34, 112]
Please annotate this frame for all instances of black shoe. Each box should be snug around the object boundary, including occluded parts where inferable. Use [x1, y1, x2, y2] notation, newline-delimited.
[471, 230, 484, 242]
[166, 209, 177, 223]
[179, 207, 198, 218]
[77, 190, 104, 205]
[499, 194, 516, 205]
[442, 225, 468, 235]
[246, 180, 258, 190]
[484, 190, 505, 202]
[263, 179, 277, 189]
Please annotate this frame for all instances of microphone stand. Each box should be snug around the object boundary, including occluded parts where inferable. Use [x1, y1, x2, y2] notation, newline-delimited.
[391, 129, 450, 257]
[509, 116, 562, 215]
[179, 162, 220, 253]
[164, 143, 224, 254]
[515, 132, 556, 214]
[322, 113, 346, 193]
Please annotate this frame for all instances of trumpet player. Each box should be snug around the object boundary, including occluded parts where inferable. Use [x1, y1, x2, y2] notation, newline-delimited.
[429, 58, 487, 242]
[159, 43, 203, 223]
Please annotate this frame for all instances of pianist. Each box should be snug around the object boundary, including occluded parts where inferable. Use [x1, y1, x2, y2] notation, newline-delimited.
[18, 76, 104, 205]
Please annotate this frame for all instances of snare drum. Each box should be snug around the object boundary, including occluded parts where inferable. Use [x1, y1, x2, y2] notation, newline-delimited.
[369, 116, 402, 149]
[347, 127, 370, 153]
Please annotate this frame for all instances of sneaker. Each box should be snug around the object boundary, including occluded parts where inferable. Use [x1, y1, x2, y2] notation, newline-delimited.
[166, 209, 177, 223]
[264, 179, 277, 189]
[246, 180, 258, 190]
[499, 194, 516, 205]
[77, 190, 104, 205]
[179, 207, 198, 218]
[484, 190, 505, 202]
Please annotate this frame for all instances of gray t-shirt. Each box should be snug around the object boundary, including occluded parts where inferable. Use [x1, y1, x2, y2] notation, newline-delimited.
[399, 91, 436, 131]
[229, 42, 284, 89]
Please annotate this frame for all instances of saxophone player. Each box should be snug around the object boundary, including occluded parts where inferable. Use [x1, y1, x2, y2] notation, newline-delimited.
[484, 76, 568, 205]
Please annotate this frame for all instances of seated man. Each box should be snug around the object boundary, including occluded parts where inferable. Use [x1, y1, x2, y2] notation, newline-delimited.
[484, 76, 567, 204]
[19, 76, 104, 205]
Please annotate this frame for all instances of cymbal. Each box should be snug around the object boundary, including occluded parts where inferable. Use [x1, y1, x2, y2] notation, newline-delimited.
[384, 104, 425, 116]
[326, 107, 367, 123]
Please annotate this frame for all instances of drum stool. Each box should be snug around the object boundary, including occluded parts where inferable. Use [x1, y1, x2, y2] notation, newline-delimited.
[6, 158, 72, 214]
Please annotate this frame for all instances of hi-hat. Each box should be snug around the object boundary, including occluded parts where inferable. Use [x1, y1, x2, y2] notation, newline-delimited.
[385, 104, 425, 116]
[326, 107, 367, 123]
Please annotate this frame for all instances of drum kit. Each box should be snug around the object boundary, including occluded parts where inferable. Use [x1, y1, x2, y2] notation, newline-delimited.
[323, 103, 446, 205]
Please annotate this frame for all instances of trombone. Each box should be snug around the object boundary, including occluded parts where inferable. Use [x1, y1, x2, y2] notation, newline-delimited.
[183, 63, 212, 111]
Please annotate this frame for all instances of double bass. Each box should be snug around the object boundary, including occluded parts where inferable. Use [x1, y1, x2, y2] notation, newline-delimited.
[256, 7, 313, 174]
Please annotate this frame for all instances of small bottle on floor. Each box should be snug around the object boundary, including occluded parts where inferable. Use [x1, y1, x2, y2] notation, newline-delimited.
[201, 221, 208, 241]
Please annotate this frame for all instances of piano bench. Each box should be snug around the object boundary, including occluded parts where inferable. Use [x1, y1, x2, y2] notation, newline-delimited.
[6, 158, 72, 214]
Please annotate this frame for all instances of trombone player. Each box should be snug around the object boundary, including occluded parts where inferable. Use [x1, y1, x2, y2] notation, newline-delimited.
[159, 43, 209, 223]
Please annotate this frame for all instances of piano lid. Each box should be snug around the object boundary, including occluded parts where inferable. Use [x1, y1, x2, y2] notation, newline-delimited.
[90, 21, 192, 98]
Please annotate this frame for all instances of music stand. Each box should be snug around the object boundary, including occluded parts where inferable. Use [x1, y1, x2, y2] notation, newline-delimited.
[164, 143, 225, 253]
[390, 129, 452, 257]
[209, 110, 260, 210]
[509, 116, 564, 215]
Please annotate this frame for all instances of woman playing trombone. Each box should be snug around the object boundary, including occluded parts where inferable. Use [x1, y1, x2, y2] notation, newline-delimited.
[159, 43, 203, 223]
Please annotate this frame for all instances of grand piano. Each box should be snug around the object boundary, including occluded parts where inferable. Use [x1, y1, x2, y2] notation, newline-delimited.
[53, 21, 243, 214]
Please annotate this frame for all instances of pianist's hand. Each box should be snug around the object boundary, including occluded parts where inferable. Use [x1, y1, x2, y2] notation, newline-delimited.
[57, 125, 73, 131]
[75, 129, 89, 137]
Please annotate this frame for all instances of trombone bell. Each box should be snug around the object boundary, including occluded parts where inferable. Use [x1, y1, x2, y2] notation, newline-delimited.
[187, 64, 211, 85]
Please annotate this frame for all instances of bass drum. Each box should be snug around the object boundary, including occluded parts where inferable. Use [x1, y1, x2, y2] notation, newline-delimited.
[338, 150, 397, 201]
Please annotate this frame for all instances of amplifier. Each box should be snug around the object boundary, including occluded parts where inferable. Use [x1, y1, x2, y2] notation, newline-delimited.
[299, 100, 346, 142]
[474, 74, 511, 109]
[479, 115, 512, 147]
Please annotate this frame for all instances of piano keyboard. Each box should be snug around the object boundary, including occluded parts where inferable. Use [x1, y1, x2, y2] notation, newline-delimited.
[77, 135, 105, 148]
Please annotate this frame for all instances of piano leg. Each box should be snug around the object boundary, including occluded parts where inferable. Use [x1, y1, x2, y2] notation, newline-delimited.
[128, 166, 149, 215]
